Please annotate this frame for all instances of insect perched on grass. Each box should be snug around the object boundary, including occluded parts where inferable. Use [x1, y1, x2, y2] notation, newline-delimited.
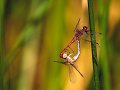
[59, 18, 100, 58]
[54, 19, 100, 80]
[54, 19, 92, 78]
[59, 19, 89, 55]
[59, 18, 100, 63]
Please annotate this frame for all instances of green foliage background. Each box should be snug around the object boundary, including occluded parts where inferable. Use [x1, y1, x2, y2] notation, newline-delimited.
[0, 0, 120, 90]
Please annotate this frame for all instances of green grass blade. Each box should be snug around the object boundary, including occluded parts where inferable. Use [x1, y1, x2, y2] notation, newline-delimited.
[0, 0, 6, 90]
[88, 0, 100, 90]
[98, 0, 111, 90]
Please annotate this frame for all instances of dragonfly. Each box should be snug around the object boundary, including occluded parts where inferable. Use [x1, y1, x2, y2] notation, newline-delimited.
[54, 19, 90, 79]
[59, 19, 100, 64]
[59, 19, 89, 59]
[60, 19, 100, 58]
[54, 39, 84, 78]
[54, 18, 100, 79]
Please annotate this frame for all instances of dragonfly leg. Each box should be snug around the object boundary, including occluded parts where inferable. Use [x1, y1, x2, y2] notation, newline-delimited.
[71, 63, 84, 78]
[53, 61, 66, 65]
[81, 38, 100, 47]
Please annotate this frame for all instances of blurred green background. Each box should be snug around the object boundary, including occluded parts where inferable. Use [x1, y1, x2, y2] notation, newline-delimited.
[0, 0, 120, 90]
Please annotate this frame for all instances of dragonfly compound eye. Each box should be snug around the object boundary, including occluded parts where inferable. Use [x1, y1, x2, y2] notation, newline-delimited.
[60, 53, 63, 58]
[83, 26, 87, 30]
[83, 26, 88, 33]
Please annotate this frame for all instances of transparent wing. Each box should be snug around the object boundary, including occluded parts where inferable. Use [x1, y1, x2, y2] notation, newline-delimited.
[71, 63, 84, 78]
[85, 30, 102, 36]
[67, 64, 76, 83]
[74, 18, 80, 32]
[80, 32, 100, 48]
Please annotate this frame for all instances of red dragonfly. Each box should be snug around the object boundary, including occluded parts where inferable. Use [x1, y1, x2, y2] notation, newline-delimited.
[54, 39, 84, 79]
[59, 19, 99, 65]
[59, 19, 100, 57]
[59, 19, 89, 59]
[54, 19, 100, 79]
[54, 19, 90, 78]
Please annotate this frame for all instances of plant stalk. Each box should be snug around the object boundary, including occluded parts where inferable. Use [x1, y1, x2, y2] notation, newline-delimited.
[98, 0, 111, 90]
[0, 0, 6, 90]
[88, 0, 100, 90]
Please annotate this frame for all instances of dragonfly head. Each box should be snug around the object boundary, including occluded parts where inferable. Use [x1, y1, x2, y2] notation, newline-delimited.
[60, 51, 67, 59]
[60, 53, 63, 58]
[83, 26, 88, 33]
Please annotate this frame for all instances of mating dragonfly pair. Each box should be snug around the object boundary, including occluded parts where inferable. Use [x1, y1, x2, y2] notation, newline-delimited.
[54, 19, 98, 79]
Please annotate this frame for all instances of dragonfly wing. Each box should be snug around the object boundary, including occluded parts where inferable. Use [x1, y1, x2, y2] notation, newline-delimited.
[67, 64, 76, 83]
[74, 18, 80, 32]
[71, 63, 84, 78]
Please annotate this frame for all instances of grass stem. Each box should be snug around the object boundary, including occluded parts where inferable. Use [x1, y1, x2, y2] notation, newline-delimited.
[0, 0, 6, 90]
[88, 0, 100, 90]
[98, 0, 111, 90]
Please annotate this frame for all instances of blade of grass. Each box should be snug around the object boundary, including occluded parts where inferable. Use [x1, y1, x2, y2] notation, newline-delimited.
[98, 0, 111, 90]
[0, 0, 6, 90]
[88, 0, 100, 90]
